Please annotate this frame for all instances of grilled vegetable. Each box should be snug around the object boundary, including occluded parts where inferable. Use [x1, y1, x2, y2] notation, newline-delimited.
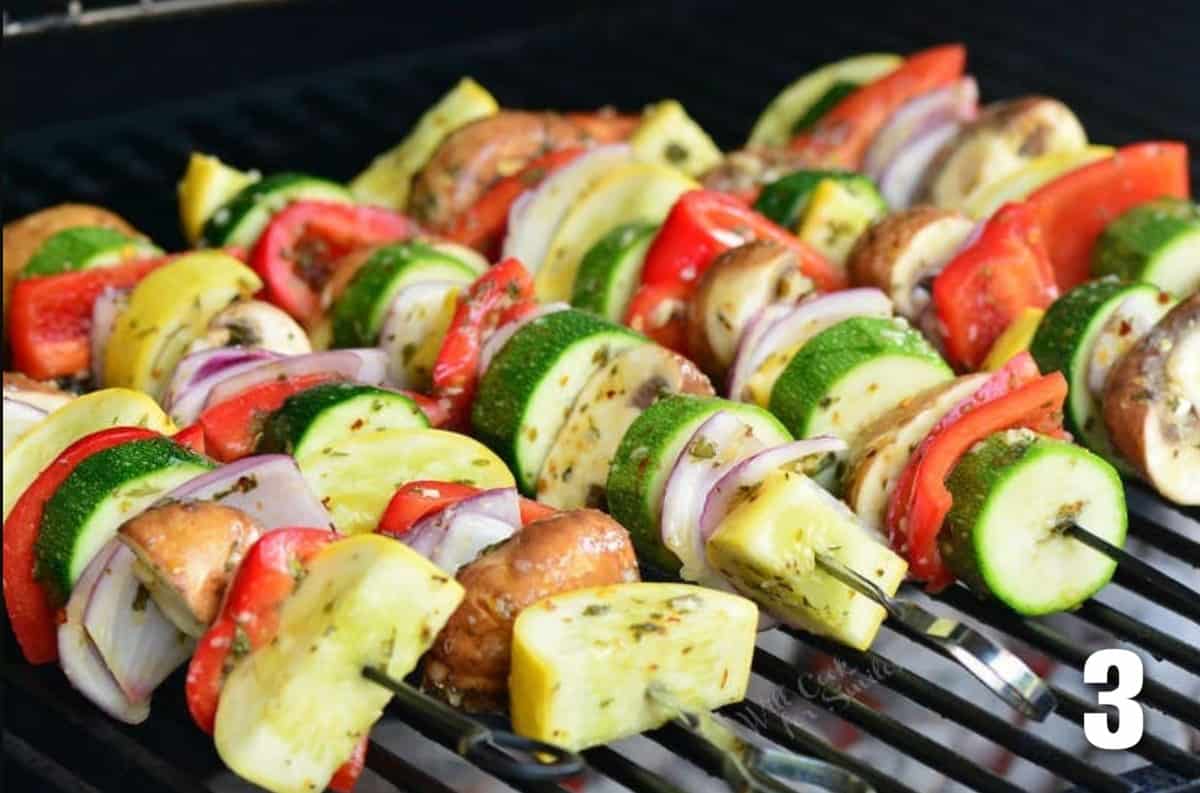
[571, 221, 659, 323]
[209, 533, 464, 793]
[471, 309, 643, 492]
[188, 299, 311, 357]
[104, 252, 262, 399]
[769, 316, 953, 453]
[425, 508, 638, 711]
[707, 467, 906, 650]
[177, 152, 260, 244]
[21, 227, 161, 278]
[795, 176, 889, 268]
[844, 374, 987, 530]
[35, 436, 213, 603]
[918, 97, 1087, 209]
[686, 241, 813, 378]
[509, 582, 757, 750]
[201, 172, 352, 248]
[351, 77, 499, 210]
[980, 307, 1045, 372]
[1031, 278, 1176, 465]
[1102, 294, 1199, 505]
[607, 395, 791, 573]
[747, 53, 901, 148]
[119, 501, 262, 637]
[537, 343, 713, 509]
[846, 206, 975, 321]
[629, 99, 722, 177]
[258, 382, 429, 458]
[941, 429, 1125, 614]
[1093, 197, 1200, 297]
[960, 145, 1113, 220]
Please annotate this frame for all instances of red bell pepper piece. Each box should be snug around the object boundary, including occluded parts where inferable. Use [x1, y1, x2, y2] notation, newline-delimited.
[1027, 141, 1190, 290]
[624, 281, 692, 355]
[377, 480, 555, 538]
[932, 202, 1060, 370]
[444, 148, 585, 258]
[885, 353, 1068, 589]
[198, 373, 338, 462]
[186, 528, 365, 791]
[251, 201, 416, 325]
[788, 44, 967, 169]
[8, 256, 165, 380]
[172, 422, 207, 456]
[640, 190, 844, 294]
[3, 426, 158, 663]
[328, 739, 367, 793]
[430, 258, 536, 429]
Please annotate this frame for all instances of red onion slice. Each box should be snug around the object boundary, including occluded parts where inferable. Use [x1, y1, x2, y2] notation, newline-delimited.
[58, 542, 149, 724]
[876, 120, 963, 210]
[864, 77, 979, 184]
[727, 289, 893, 402]
[660, 411, 767, 584]
[90, 287, 130, 387]
[82, 540, 193, 704]
[403, 487, 521, 574]
[502, 144, 632, 270]
[699, 437, 848, 546]
[378, 280, 464, 389]
[203, 349, 389, 410]
[725, 303, 792, 399]
[479, 302, 570, 375]
[165, 454, 333, 531]
[3, 397, 47, 452]
[163, 347, 281, 425]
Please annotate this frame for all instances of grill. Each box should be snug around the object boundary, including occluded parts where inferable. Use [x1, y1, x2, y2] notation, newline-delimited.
[4, 3, 1199, 792]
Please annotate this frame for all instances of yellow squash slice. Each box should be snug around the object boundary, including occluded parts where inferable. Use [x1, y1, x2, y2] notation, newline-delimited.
[177, 152, 260, 244]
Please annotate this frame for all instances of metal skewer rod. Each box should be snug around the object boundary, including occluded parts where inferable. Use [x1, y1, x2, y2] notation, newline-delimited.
[1063, 522, 1200, 624]
[361, 666, 584, 782]
[814, 553, 1056, 721]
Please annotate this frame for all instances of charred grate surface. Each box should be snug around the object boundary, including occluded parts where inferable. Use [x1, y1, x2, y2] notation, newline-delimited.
[4, 3, 1200, 793]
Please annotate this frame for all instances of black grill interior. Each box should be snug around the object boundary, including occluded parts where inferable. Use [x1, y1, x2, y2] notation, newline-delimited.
[4, 3, 1200, 792]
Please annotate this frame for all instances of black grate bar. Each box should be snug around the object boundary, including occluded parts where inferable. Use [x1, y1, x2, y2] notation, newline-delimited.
[1109, 566, 1200, 625]
[1123, 487, 1200, 567]
[777, 626, 1130, 793]
[722, 699, 923, 793]
[1073, 599, 1200, 675]
[365, 738, 462, 793]
[584, 745, 691, 793]
[933, 587, 1200, 730]
[1049, 687, 1200, 780]
[751, 649, 1024, 793]
[4, 732, 104, 793]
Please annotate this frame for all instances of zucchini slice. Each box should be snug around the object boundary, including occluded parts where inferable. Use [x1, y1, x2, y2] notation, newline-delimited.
[510, 582, 757, 751]
[754, 169, 883, 230]
[747, 54, 902, 148]
[570, 221, 659, 322]
[258, 382, 429, 458]
[200, 172, 352, 248]
[330, 242, 476, 348]
[177, 152, 260, 244]
[35, 437, 213, 602]
[941, 430, 1126, 615]
[215, 535, 463, 793]
[21, 227, 161, 278]
[297, 428, 513, 534]
[769, 316, 953, 459]
[606, 395, 791, 573]
[707, 467, 906, 650]
[1094, 197, 1200, 297]
[471, 309, 644, 493]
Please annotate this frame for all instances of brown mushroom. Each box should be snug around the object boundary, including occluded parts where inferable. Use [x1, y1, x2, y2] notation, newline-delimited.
[119, 501, 264, 636]
[686, 241, 814, 378]
[1102, 294, 1199, 505]
[423, 509, 638, 711]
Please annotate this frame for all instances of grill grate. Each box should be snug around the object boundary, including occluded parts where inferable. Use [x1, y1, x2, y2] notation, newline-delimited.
[4, 3, 1199, 792]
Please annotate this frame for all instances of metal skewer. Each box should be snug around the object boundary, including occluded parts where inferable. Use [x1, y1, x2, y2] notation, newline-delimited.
[647, 685, 874, 793]
[1062, 522, 1200, 624]
[814, 553, 1056, 721]
[362, 666, 584, 782]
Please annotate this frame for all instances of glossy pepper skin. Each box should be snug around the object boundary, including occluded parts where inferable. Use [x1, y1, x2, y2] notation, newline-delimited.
[788, 44, 967, 169]
[933, 202, 1060, 371]
[185, 528, 366, 793]
[376, 480, 555, 538]
[1026, 141, 1190, 291]
[250, 201, 416, 325]
[885, 353, 1067, 589]
[3, 426, 159, 664]
[430, 258, 537, 430]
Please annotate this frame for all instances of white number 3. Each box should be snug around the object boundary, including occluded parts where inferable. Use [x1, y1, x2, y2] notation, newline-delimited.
[1083, 648, 1144, 750]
